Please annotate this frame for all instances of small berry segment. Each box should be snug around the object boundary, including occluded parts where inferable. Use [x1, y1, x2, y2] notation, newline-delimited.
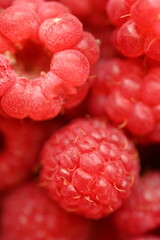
[112, 171, 160, 235]
[1, 181, 91, 240]
[40, 118, 139, 219]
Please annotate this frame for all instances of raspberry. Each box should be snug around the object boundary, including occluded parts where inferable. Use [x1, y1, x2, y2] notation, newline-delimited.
[106, 0, 160, 60]
[112, 171, 160, 235]
[87, 57, 160, 142]
[0, 2, 99, 120]
[1, 181, 91, 240]
[40, 117, 139, 219]
[0, 117, 53, 191]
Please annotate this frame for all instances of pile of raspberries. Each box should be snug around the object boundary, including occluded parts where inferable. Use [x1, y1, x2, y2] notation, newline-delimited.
[1, 0, 160, 239]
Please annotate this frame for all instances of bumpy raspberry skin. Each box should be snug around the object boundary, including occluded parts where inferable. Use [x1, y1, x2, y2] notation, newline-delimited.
[87, 58, 160, 142]
[0, 2, 99, 120]
[40, 118, 139, 219]
[1, 182, 91, 240]
[112, 171, 160, 235]
[106, 0, 160, 60]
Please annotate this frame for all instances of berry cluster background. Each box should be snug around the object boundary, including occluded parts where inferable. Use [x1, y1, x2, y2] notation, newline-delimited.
[0, 0, 160, 239]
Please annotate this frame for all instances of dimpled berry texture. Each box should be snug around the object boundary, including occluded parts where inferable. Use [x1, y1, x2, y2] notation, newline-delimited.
[40, 118, 139, 219]
[1, 182, 91, 240]
[112, 171, 160, 235]
[0, 3, 99, 120]
[87, 58, 160, 142]
[106, 0, 160, 61]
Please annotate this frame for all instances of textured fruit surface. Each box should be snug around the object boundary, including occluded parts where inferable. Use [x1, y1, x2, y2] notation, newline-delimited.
[1, 181, 91, 240]
[0, 2, 99, 120]
[112, 171, 160, 235]
[87, 57, 160, 142]
[40, 117, 139, 219]
[106, 0, 160, 61]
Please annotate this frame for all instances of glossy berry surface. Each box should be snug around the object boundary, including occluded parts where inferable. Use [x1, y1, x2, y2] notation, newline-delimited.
[40, 117, 139, 219]
[1, 181, 91, 240]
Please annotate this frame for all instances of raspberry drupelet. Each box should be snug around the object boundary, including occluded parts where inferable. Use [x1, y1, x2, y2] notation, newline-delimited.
[106, 0, 160, 61]
[112, 171, 160, 236]
[1, 181, 91, 240]
[40, 117, 139, 219]
[87, 57, 160, 142]
[0, 1, 99, 120]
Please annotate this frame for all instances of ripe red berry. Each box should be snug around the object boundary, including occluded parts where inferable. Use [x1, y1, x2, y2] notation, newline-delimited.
[40, 117, 139, 219]
[87, 58, 160, 142]
[112, 171, 160, 235]
[106, 0, 160, 60]
[0, 2, 99, 120]
[1, 181, 91, 240]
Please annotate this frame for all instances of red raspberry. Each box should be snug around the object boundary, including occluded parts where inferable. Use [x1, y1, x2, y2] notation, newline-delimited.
[0, 2, 99, 120]
[106, 0, 160, 61]
[0, 117, 60, 191]
[1, 181, 91, 240]
[40, 117, 139, 219]
[112, 171, 160, 235]
[87, 57, 160, 142]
